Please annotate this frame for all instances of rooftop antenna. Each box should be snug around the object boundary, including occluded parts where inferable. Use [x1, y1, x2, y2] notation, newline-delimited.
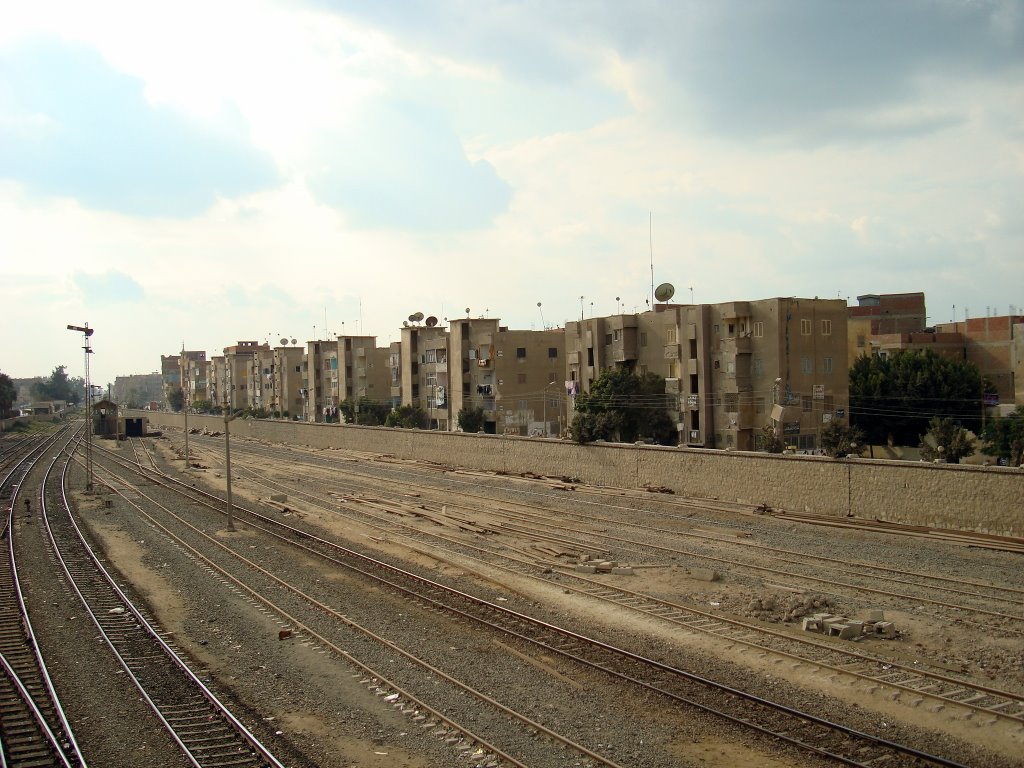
[537, 302, 545, 329]
[649, 211, 655, 310]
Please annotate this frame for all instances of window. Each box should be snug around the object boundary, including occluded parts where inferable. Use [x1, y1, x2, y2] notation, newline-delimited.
[639, 364, 648, 376]
[801, 356, 813, 375]
[754, 322, 764, 338]
[857, 334, 865, 348]
[755, 396, 765, 414]
[689, 339, 698, 359]
[548, 372, 557, 383]
[752, 358, 764, 376]
[724, 392, 738, 412]
[516, 347, 526, 359]
[517, 373, 527, 384]
[802, 395, 812, 412]
[605, 333, 612, 344]
[666, 327, 678, 344]
[425, 349, 437, 363]
[821, 319, 832, 336]
[517, 399, 529, 409]
[800, 319, 812, 335]
[822, 357, 833, 374]
[613, 329, 621, 341]
[640, 331, 648, 347]
[548, 347, 558, 358]
[728, 323, 735, 336]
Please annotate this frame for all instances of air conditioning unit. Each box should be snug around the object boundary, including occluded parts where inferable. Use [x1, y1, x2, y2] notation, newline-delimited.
[478, 359, 488, 367]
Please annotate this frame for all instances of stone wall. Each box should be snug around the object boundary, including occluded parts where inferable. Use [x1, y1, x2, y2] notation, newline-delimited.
[138, 411, 1024, 538]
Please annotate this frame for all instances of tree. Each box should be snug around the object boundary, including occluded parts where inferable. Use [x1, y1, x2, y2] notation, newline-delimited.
[167, 386, 185, 412]
[0, 373, 16, 418]
[385, 404, 428, 429]
[339, 398, 391, 426]
[850, 350, 989, 446]
[819, 419, 863, 458]
[569, 368, 676, 445]
[31, 365, 83, 404]
[457, 405, 485, 433]
[981, 406, 1024, 467]
[753, 424, 785, 453]
[919, 416, 976, 463]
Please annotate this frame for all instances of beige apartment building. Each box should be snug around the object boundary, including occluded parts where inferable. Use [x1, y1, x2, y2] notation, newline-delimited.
[305, 339, 338, 422]
[567, 298, 849, 451]
[178, 350, 209, 408]
[395, 318, 566, 434]
[337, 336, 391, 416]
[221, 341, 268, 412]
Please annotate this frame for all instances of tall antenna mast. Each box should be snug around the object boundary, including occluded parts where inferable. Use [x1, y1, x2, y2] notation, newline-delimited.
[649, 211, 655, 310]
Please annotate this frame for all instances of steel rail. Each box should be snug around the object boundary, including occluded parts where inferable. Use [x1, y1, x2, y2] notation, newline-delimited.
[98, 443, 973, 768]
[45, 439, 285, 768]
[107, 438, 1024, 724]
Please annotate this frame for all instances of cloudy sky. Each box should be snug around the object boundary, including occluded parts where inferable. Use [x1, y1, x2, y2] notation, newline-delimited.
[2, 0, 1021, 383]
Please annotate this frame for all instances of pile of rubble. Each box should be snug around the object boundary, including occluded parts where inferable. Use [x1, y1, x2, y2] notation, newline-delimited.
[802, 609, 897, 640]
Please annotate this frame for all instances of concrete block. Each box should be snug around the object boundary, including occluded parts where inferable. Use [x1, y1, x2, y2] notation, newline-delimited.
[873, 621, 897, 637]
[575, 565, 597, 573]
[801, 617, 821, 632]
[611, 566, 634, 575]
[270, 493, 288, 502]
[595, 561, 614, 572]
[687, 568, 720, 582]
[868, 609, 885, 622]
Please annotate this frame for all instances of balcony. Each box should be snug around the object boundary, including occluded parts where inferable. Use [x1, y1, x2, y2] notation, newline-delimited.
[663, 344, 680, 360]
[719, 301, 751, 319]
[567, 351, 580, 365]
[664, 377, 680, 394]
[722, 335, 752, 354]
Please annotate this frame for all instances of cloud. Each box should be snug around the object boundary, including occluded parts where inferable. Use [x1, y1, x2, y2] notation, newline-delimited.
[72, 270, 145, 302]
[306, 99, 512, 230]
[0, 39, 280, 216]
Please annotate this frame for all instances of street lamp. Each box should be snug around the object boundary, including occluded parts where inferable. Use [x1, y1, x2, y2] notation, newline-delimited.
[67, 323, 94, 492]
[224, 410, 238, 531]
[542, 381, 558, 437]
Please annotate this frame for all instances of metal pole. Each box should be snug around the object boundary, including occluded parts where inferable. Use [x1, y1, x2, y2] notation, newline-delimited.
[181, 346, 191, 469]
[224, 413, 236, 531]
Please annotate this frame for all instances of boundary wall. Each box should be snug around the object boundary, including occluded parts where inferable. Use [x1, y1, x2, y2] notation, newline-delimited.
[134, 411, 1024, 539]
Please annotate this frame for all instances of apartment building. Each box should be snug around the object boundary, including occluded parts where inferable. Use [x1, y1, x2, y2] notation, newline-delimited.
[932, 314, 1024, 407]
[399, 323, 452, 429]
[222, 341, 268, 412]
[337, 336, 391, 413]
[160, 354, 181, 406]
[305, 339, 339, 422]
[567, 298, 849, 450]
[848, 292, 926, 362]
[177, 350, 208, 408]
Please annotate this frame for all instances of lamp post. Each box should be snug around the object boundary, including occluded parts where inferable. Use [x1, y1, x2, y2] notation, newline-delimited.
[181, 345, 191, 470]
[224, 410, 238, 531]
[847, 442, 857, 517]
[542, 381, 557, 437]
[67, 324, 94, 492]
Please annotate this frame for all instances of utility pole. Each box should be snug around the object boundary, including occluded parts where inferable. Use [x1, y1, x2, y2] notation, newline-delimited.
[67, 324, 94, 492]
[224, 410, 237, 531]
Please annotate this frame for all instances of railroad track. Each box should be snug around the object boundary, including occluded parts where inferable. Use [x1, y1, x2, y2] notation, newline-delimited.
[42, 431, 286, 768]
[184, 435, 1024, 621]
[156, 434, 1024, 730]
[0, 427, 84, 768]
[92, 439, 987, 767]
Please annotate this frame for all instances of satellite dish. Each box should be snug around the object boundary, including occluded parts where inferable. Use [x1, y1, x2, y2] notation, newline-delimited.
[465, 307, 471, 315]
[412, 311, 424, 322]
[655, 282, 676, 303]
[425, 316, 438, 327]
[290, 338, 297, 345]
[408, 314, 417, 323]
[402, 320, 409, 327]
[280, 337, 288, 346]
